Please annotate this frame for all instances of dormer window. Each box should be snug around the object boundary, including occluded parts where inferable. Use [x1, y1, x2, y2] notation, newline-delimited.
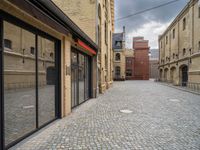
[115, 41, 121, 47]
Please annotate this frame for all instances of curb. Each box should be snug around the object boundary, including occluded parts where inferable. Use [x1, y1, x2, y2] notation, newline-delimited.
[157, 82, 200, 96]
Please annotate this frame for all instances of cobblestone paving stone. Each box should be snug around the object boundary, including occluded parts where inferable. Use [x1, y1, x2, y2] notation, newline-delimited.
[11, 81, 200, 150]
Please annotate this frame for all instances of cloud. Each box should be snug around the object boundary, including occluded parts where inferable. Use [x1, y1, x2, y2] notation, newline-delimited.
[126, 21, 170, 49]
[115, 0, 189, 49]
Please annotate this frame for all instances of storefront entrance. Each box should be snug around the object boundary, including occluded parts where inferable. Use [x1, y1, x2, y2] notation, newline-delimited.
[71, 49, 91, 108]
[0, 15, 61, 149]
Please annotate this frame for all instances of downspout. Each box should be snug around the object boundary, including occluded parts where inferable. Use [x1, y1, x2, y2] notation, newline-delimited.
[177, 17, 180, 85]
[96, 0, 99, 97]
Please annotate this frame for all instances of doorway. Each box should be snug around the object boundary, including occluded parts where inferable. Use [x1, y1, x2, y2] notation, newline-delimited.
[71, 49, 91, 108]
[181, 66, 188, 86]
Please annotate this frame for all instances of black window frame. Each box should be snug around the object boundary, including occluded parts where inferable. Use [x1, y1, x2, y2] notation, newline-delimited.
[71, 47, 92, 109]
[0, 10, 61, 149]
[199, 6, 200, 18]
[198, 41, 200, 51]
[30, 46, 35, 55]
[4, 39, 12, 49]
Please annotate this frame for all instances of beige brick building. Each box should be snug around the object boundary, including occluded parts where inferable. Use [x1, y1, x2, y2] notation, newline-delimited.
[53, 0, 115, 93]
[159, 0, 200, 87]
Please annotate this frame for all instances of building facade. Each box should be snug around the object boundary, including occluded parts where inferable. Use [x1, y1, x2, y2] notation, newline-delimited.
[125, 49, 134, 80]
[159, 0, 200, 87]
[113, 28, 126, 80]
[113, 33, 150, 81]
[132, 37, 150, 80]
[149, 49, 159, 79]
[0, 0, 98, 149]
[53, 0, 114, 94]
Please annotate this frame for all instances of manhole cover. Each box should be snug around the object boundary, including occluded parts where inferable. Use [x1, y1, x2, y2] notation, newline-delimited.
[169, 99, 180, 102]
[120, 109, 133, 114]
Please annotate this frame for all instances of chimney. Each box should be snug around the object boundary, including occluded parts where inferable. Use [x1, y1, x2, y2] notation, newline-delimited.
[123, 26, 126, 48]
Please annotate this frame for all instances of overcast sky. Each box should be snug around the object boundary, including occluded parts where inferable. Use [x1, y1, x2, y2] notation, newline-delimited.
[115, 0, 189, 49]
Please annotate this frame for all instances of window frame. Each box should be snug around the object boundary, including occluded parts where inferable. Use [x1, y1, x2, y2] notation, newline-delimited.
[183, 18, 186, 31]
[198, 6, 200, 18]
[172, 29, 175, 39]
[115, 53, 121, 61]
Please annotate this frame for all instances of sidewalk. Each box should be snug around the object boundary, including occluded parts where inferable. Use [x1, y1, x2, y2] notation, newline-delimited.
[158, 82, 200, 96]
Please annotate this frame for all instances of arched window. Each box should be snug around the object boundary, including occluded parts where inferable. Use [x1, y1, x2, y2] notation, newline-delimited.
[115, 66, 120, 76]
[115, 53, 120, 61]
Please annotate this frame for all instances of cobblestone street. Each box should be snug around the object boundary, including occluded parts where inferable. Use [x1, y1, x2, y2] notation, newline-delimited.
[11, 81, 200, 150]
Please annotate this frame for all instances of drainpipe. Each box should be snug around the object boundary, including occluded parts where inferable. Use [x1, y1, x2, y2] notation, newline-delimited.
[96, 0, 99, 97]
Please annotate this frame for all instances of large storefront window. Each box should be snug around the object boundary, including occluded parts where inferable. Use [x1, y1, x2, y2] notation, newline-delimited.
[2, 20, 60, 148]
[4, 21, 37, 146]
[38, 36, 56, 127]
[71, 49, 91, 108]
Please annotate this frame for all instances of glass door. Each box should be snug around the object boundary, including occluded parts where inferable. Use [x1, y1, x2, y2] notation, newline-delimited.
[78, 53, 85, 104]
[85, 57, 90, 100]
[71, 52, 78, 108]
[71, 50, 91, 108]
[71, 67, 78, 108]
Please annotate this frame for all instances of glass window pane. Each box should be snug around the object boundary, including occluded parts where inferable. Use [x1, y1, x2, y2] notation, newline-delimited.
[38, 36, 56, 126]
[78, 54, 85, 104]
[3, 21, 36, 146]
[85, 57, 89, 100]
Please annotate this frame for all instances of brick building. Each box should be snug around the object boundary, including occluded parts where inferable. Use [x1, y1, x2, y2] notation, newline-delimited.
[126, 37, 149, 80]
[113, 30, 150, 81]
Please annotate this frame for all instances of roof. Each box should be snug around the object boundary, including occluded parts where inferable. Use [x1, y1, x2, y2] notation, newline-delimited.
[7, 0, 98, 51]
[112, 33, 124, 49]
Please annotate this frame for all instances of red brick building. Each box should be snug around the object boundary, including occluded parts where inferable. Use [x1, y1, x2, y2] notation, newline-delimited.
[125, 37, 150, 80]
